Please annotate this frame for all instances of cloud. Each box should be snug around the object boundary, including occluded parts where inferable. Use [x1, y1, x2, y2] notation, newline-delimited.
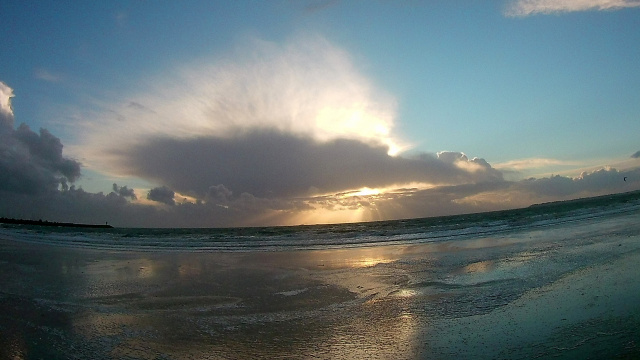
[369, 181, 514, 220]
[632, 150, 640, 158]
[493, 158, 578, 171]
[126, 101, 155, 113]
[72, 37, 508, 203]
[34, 68, 62, 83]
[147, 186, 175, 206]
[0, 82, 81, 195]
[435, 151, 498, 173]
[73, 36, 403, 173]
[206, 184, 233, 203]
[113, 183, 136, 200]
[1, 156, 638, 228]
[0, 81, 14, 129]
[116, 130, 504, 199]
[1, 124, 82, 195]
[372, 166, 640, 221]
[517, 167, 636, 197]
[505, 0, 640, 16]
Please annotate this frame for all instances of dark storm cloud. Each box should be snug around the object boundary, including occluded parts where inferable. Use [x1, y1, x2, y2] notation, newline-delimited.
[147, 186, 175, 206]
[0, 82, 81, 195]
[113, 183, 137, 200]
[632, 151, 640, 158]
[13, 125, 81, 182]
[117, 130, 504, 199]
[0, 124, 81, 194]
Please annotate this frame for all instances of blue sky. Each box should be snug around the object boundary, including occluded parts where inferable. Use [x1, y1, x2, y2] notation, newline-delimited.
[1, 0, 640, 227]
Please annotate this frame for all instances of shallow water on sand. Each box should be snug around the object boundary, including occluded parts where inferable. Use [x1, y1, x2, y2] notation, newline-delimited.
[1, 209, 640, 359]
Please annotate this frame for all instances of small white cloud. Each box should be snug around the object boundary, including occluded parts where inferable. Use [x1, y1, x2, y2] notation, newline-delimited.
[505, 0, 640, 17]
[493, 158, 578, 171]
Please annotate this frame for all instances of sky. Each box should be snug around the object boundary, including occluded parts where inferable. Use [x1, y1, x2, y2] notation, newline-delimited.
[1, 0, 640, 227]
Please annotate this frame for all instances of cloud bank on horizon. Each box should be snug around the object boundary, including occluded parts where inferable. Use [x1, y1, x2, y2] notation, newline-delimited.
[505, 0, 640, 16]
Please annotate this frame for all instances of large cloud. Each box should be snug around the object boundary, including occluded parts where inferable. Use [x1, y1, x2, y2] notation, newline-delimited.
[505, 0, 640, 16]
[73, 37, 510, 201]
[75, 36, 403, 173]
[116, 129, 503, 199]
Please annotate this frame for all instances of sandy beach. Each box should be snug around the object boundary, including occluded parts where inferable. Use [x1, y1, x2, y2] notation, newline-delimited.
[1, 210, 640, 359]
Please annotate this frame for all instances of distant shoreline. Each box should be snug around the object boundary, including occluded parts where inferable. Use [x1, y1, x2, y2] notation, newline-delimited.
[0, 217, 113, 229]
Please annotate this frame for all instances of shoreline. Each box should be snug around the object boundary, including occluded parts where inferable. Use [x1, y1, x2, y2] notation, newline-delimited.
[1, 208, 639, 359]
[0, 217, 113, 229]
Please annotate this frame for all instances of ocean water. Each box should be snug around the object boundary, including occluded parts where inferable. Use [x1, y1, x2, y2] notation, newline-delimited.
[2, 190, 640, 252]
[1, 191, 640, 359]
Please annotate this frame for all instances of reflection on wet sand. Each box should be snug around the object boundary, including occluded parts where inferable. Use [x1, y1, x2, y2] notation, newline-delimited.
[58, 247, 422, 359]
[461, 260, 494, 274]
[3, 332, 26, 360]
[310, 247, 401, 268]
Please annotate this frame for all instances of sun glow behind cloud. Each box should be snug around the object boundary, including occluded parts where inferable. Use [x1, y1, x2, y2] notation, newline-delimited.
[64, 36, 430, 225]
[279, 183, 441, 226]
[72, 36, 404, 173]
[349, 187, 381, 197]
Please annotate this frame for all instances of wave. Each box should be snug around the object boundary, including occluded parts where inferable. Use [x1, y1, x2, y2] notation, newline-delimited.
[2, 190, 639, 252]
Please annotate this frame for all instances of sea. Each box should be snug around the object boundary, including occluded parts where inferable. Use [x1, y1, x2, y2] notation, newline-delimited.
[2, 190, 640, 252]
[2, 190, 640, 359]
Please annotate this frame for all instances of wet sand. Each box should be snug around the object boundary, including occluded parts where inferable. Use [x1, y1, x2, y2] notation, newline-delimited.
[1, 211, 639, 359]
